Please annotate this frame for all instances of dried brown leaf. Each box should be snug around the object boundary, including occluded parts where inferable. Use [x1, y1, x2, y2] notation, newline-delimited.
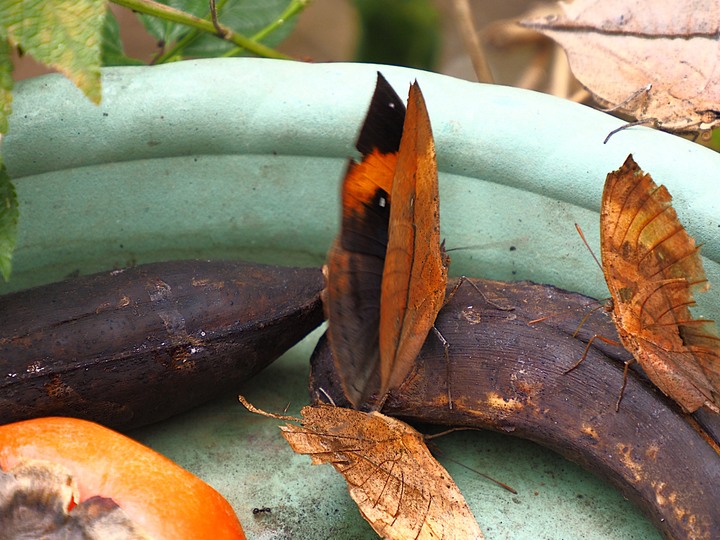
[521, 0, 720, 134]
[280, 405, 484, 540]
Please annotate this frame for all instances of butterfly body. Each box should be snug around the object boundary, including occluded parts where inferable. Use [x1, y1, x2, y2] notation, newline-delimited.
[601, 155, 720, 413]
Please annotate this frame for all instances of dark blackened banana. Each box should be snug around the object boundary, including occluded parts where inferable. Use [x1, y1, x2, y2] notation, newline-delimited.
[310, 278, 720, 540]
[0, 260, 324, 430]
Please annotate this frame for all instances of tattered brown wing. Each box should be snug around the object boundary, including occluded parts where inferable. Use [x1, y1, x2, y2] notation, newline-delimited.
[324, 74, 405, 409]
[379, 81, 449, 404]
[280, 406, 484, 540]
[600, 154, 720, 412]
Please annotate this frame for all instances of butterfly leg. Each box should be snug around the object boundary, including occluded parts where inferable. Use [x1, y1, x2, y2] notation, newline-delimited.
[600, 84, 655, 143]
[432, 277, 465, 411]
[564, 333, 619, 374]
[430, 325, 453, 409]
[571, 303, 608, 338]
[450, 276, 515, 312]
[316, 387, 338, 407]
[599, 83, 651, 115]
[436, 277, 516, 410]
[615, 359, 636, 412]
[442, 276, 465, 307]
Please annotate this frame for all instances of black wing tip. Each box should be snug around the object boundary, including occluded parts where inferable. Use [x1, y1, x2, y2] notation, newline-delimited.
[356, 72, 406, 156]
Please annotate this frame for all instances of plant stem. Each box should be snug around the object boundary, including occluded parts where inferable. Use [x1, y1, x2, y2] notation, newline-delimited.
[152, 0, 231, 64]
[450, 0, 493, 83]
[221, 0, 309, 58]
[110, 0, 292, 60]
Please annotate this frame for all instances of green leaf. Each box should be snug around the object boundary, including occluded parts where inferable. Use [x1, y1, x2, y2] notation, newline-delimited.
[0, 160, 18, 281]
[0, 37, 13, 134]
[139, 0, 297, 58]
[0, 0, 105, 104]
[183, 0, 297, 56]
[101, 8, 144, 66]
[138, 0, 202, 46]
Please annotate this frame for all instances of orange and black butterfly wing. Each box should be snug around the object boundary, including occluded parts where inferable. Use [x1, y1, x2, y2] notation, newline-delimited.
[323, 73, 405, 409]
[601, 154, 720, 412]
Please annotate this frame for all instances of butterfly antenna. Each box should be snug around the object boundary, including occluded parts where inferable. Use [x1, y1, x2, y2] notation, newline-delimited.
[445, 245, 491, 253]
[442, 455, 518, 494]
[424, 429, 518, 493]
[575, 223, 604, 273]
[529, 226, 607, 327]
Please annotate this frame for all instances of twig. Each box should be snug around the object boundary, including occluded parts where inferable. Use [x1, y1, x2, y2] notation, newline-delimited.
[549, 45, 571, 98]
[514, 41, 551, 90]
[238, 395, 299, 423]
[111, 0, 291, 59]
[209, 0, 226, 37]
[450, 0, 494, 83]
[153, 0, 231, 63]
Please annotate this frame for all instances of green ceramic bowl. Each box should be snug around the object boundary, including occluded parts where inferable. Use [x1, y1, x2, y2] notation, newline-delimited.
[4, 58, 719, 539]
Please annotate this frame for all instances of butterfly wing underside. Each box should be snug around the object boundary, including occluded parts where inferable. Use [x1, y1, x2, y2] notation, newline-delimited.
[379, 82, 448, 401]
[323, 74, 406, 409]
[601, 154, 720, 412]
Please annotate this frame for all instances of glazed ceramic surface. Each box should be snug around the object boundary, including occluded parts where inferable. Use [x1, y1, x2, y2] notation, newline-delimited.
[5, 58, 720, 538]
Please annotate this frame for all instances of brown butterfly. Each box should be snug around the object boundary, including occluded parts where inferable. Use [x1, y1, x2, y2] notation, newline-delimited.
[322, 73, 448, 410]
[601, 154, 720, 413]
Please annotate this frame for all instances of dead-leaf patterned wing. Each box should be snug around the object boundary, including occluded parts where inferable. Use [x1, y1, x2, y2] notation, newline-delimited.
[379, 81, 448, 401]
[601, 154, 720, 412]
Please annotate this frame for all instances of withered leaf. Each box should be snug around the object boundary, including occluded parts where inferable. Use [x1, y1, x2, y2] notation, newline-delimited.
[521, 0, 720, 135]
[280, 405, 484, 540]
